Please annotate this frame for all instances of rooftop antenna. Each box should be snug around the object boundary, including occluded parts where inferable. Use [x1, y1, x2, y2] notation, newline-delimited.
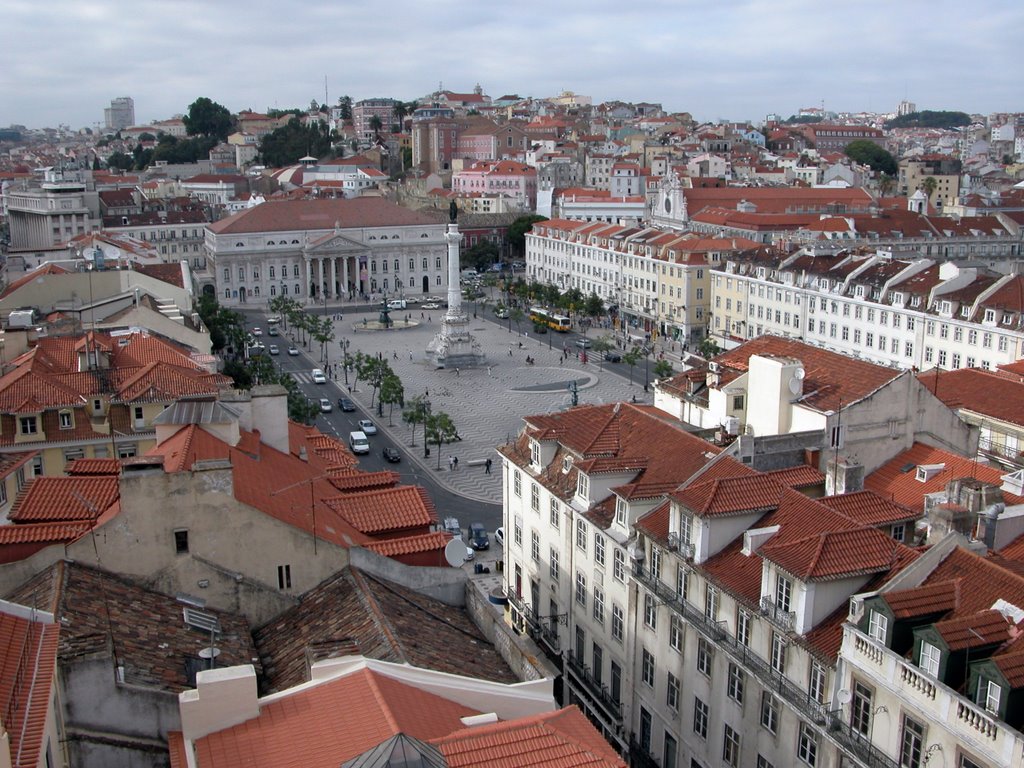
[324, 75, 328, 108]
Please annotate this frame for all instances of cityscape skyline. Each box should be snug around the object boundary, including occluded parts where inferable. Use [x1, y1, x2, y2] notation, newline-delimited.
[3, 0, 1022, 130]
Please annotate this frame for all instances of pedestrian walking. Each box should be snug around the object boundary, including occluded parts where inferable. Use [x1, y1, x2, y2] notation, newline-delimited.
[448, 456, 455, 471]
[393, 351, 398, 360]
[409, 350, 413, 360]
[484, 458, 492, 474]
[453, 456, 459, 471]
[455, 367, 460, 377]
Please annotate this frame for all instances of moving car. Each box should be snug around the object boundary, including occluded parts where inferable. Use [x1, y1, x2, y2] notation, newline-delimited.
[574, 338, 592, 349]
[288, 346, 300, 356]
[348, 431, 370, 454]
[338, 397, 356, 412]
[387, 299, 407, 310]
[268, 326, 279, 336]
[311, 369, 327, 384]
[382, 446, 402, 463]
[603, 350, 622, 363]
[269, 345, 280, 355]
[252, 327, 262, 337]
[494, 307, 509, 319]
[357, 419, 377, 435]
[468, 523, 490, 551]
[421, 302, 440, 310]
[319, 398, 332, 413]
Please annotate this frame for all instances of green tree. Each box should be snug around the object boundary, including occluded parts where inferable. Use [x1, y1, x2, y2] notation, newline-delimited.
[183, 97, 234, 140]
[196, 295, 246, 354]
[380, 372, 405, 425]
[259, 118, 335, 167]
[878, 174, 896, 196]
[462, 241, 499, 272]
[653, 359, 674, 380]
[401, 146, 412, 170]
[138, 132, 156, 142]
[424, 411, 458, 470]
[337, 96, 353, 120]
[921, 176, 939, 201]
[844, 140, 897, 176]
[591, 336, 614, 370]
[510, 307, 525, 334]
[508, 214, 548, 257]
[583, 292, 605, 320]
[698, 338, 721, 359]
[369, 115, 383, 134]
[885, 110, 970, 130]
[106, 152, 133, 171]
[402, 395, 430, 446]
[622, 348, 641, 385]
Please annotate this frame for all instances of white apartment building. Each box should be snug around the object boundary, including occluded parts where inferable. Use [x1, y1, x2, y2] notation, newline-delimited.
[204, 198, 448, 307]
[498, 401, 968, 768]
[710, 248, 1024, 372]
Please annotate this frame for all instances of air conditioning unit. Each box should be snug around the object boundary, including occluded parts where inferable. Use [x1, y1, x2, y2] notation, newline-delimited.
[667, 532, 679, 548]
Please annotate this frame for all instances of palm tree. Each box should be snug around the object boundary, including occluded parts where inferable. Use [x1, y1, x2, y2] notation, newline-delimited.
[921, 176, 938, 205]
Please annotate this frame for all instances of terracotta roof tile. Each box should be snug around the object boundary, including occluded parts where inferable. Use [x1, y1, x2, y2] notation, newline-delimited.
[865, 442, 1024, 512]
[0, 521, 92, 546]
[713, 335, 902, 414]
[0, 606, 59, 768]
[65, 458, 121, 476]
[933, 609, 1012, 651]
[364, 531, 451, 558]
[912, 547, 1024, 618]
[763, 464, 825, 489]
[994, 649, 1024, 688]
[882, 579, 961, 619]
[207, 198, 441, 235]
[433, 705, 627, 767]
[818, 491, 920, 527]
[918, 367, 1024, 429]
[8, 476, 119, 523]
[761, 526, 903, 581]
[671, 474, 784, 518]
[193, 668, 481, 767]
[325, 486, 437, 534]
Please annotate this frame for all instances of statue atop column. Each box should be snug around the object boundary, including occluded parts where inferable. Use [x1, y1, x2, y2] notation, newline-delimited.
[449, 200, 459, 223]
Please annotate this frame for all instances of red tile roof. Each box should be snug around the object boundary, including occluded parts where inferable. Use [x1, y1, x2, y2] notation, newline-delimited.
[933, 609, 1012, 651]
[207, 198, 440, 235]
[761, 526, 903, 581]
[671, 474, 784, 518]
[818, 491, 920, 527]
[0, 521, 92, 546]
[712, 335, 902, 413]
[432, 705, 627, 767]
[65, 458, 121, 476]
[192, 668, 481, 767]
[882, 580, 961, 619]
[0, 606, 59, 768]
[865, 442, 1024, 512]
[364, 531, 451, 557]
[325, 486, 437, 534]
[917, 367, 1024, 429]
[8, 476, 119, 523]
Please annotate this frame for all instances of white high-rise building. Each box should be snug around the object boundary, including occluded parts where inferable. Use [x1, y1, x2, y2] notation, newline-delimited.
[104, 97, 135, 132]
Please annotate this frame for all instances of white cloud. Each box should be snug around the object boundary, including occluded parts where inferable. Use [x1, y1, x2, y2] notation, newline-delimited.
[2, 0, 1020, 128]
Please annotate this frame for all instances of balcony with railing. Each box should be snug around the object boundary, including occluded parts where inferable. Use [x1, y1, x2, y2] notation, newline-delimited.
[565, 649, 622, 724]
[843, 625, 1023, 767]
[978, 436, 1024, 469]
[759, 595, 796, 632]
[505, 587, 562, 660]
[634, 564, 901, 768]
[628, 736, 660, 768]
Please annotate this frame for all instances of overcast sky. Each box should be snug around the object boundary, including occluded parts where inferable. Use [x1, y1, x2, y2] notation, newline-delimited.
[4, 0, 1021, 130]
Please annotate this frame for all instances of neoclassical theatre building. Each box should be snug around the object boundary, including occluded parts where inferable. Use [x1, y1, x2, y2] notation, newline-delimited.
[204, 198, 449, 306]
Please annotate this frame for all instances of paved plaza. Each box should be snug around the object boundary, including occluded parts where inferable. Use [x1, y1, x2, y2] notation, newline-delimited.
[315, 307, 650, 505]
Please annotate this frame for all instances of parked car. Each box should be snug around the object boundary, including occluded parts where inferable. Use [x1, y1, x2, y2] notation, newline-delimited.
[604, 350, 622, 363]
[311, 368, 327, 384]
[468, 523, 490, 550]
[338, 397, 356, 412]
[463, 546, 475, 562]
[251, 327, 262, 337]
[269, 345, 280, 355]
[357, 418, 377, 435]
[382, 446, 402, 463]
[574, 338, 592, 349]
[319, 398, 332, 413]
[444, 517, 462, 538]
[404, 296, 420, 304]
[494, 307, 509, 319]
[494, 527, 505, 547]
[288, 346, 300, 356]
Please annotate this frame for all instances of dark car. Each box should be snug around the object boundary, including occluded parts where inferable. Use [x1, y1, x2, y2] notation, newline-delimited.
[338, 397, 357, 411]
[604, 351, 622, 363]
[468, 523, 490, 551]
[382, 446, 402, 463]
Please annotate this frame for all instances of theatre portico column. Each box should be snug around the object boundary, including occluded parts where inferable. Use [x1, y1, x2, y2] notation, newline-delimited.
[330, 257, 338, 299]
[303, 257, 312, 302]
[317, 258, 325, 299]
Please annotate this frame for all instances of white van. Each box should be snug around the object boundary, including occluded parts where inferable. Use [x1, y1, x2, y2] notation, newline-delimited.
[387, 299, 406, 310]
[349, 431, 370, 454]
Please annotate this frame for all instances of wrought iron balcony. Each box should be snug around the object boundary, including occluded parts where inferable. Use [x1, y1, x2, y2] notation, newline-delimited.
[627, 736, 660, 768]
[978, 436, 1024, 468]
[565, 650, 622, 724]
[759, 595, 796, 632]
[505, 588, 540, 631]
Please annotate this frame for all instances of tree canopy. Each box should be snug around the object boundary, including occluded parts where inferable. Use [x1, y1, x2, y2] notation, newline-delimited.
[844, 140, 897, 176]
[509, 214, 548, 256]
[183, 97, 234, 140]
[886, 110, 971, 130]
[259, 118, 336, 167]
[461, 241, 499, 272]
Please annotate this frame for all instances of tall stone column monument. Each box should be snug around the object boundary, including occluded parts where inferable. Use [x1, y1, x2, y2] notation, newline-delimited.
[426, 208, 485, 368]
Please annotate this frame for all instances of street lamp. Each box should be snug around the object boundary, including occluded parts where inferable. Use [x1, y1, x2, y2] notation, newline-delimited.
[423, 396, 431, 458]
[339, 338, 351, 386]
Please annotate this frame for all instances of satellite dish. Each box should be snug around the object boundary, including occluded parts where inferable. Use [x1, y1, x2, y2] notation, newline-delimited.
[836, 689, 852, 705]
[789, 377, 803, 395]
[444, 538, 466, 568]
[795, 368, 806, 380]
[198, 647, 221, 659]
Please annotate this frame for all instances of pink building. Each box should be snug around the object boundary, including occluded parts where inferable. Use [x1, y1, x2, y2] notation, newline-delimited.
[452, 160, 537, 210]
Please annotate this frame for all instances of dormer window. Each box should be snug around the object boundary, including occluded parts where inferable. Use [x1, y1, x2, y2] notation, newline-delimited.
[59, 410, 73, 430]
[911, 296, 921, 307]
[19, 416, 38, 435]
[868, 609, 888, 643]
[615, 497, 626, 526]
[576, 472, 589, 499]
[775, 573, 793, 612]
[561, 456, 573, 473]
[978, 678, 1001, 714]
[984, 309, 996, 323]
[530, 440, 541, 466]
[919, 641, 941, 677]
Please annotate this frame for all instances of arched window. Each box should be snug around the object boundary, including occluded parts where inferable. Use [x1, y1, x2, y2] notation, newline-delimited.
[269, 266, 275, 278]
[254, 286, 260, 297]
[224, 288, 231, 298]
[295, 283, 300, 294]
[293, 264, 299, 277]
[270, 285, 276, 296]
